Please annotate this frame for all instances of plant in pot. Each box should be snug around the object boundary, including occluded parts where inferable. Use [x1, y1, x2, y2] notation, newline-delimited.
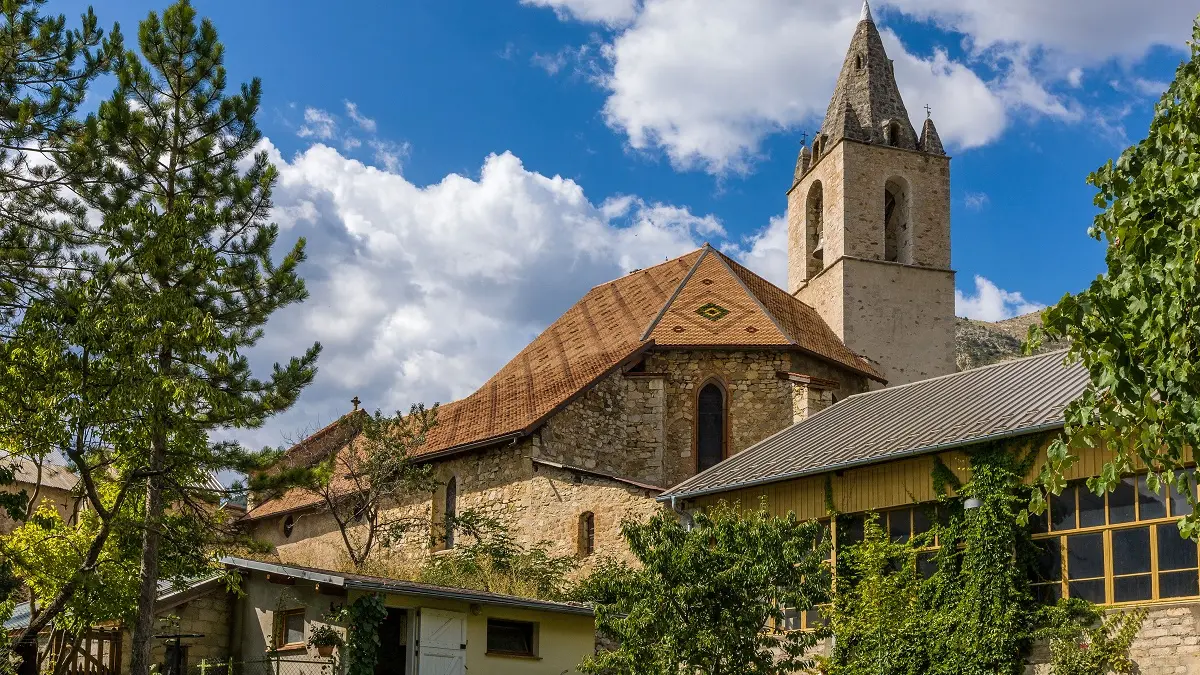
[308, 624, 344, 657]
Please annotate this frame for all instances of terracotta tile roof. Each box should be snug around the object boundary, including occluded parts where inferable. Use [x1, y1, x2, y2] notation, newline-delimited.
[246, 246, 879, 520]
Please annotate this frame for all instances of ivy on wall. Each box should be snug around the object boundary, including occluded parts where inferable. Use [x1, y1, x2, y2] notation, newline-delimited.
[823, 443, 1144, 675]
[333, 593, 388, 675]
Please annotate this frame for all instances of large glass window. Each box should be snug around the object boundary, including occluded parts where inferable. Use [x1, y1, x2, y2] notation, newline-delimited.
[1030, 470, 1199, 605]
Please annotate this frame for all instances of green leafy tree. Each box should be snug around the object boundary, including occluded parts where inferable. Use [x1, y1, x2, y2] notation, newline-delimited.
[60, 3, 320, 673]
[1029, 19, 1200, 536]
[577, 502, 829, 675]
[1035, 603, 1146, 675]
[272, 407, 440, 570]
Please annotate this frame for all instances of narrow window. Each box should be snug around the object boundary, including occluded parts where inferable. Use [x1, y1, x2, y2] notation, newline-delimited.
[886, 121, 902, 147]
[855, 54, 864, 71]
[282, 515, 295, 539]
[806, 181, 825, 278]
[445, 476, 457, 549]
[486, 619, 537, 657]
[579, 511, 596, 556]
[696, 383, 725, 472]
[884, 177, 912, 264]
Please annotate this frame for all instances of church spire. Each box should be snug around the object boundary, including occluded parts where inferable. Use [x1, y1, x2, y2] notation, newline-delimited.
[814, 4, 917, 152]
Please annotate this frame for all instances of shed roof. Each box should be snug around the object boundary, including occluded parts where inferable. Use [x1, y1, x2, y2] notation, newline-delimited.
[661, 350, 1088, 500]
[223, 557, 594, 616]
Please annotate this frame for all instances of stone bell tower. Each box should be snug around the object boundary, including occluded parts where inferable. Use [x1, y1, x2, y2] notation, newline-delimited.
[787, 0, 955, 386]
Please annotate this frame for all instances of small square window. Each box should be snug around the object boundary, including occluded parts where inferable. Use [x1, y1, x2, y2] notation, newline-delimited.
[276, 609, 305, 649]
[486, 619, 536, 657]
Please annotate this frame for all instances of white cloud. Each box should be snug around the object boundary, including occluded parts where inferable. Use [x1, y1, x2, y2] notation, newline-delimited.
[241, 140, 727, 449]
[297, 107, 337, 140]
[727, 215, 788, 289]
[520, 0, 639, 26]
[884, 0, 1194, 62]
[524, 0, 1190, 174]
[345, 101, 377, 133]
[955, 275, 1044, 322]
[963, 191, 989, 210]
[369, 139, 411, 173]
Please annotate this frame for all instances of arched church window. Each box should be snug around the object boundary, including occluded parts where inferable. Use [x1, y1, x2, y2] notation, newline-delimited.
[884, 176, 912, 264]
[444, 475, 458, 549]
[578, 512, 595, 556]
[806, 181, 825, 278]
[697, 382, 726, 472]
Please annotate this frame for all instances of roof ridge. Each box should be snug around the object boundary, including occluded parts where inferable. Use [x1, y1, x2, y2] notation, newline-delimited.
[586, 247, 704, 294]
[639, 245, 711, 341]
[838, 348, 1073, 404]
[708, 247, 795, 345]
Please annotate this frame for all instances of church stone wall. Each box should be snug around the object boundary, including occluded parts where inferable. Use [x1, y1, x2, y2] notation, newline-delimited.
[251, 348, 868, 571]
[840, 257, 956, 385]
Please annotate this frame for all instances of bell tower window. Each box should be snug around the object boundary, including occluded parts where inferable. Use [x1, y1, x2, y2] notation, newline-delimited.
[884, 176, 912, 264]
[696, 382, 726, 472]
[806, 181, 825, 278]
[886, 121, 902, 147]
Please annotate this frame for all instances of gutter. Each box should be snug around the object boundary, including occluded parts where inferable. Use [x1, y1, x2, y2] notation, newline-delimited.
[345, 579, 594, 616]
[658, 421, 1064, 503]
[221, 557, 593, 617]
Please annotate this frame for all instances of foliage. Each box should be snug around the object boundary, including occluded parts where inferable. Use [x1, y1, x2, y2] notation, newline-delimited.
[3, 504, 139, 634]
[577, 501, 830, 675]
[825, 514, 928, 675]
[1027, 20, 1200, 537]
[825, 443, 1077, 675]
[1037, 604, 1146, 675]
[0, 0, 119, 327]
[57, 2, 320, 672]
[418, 522, 578, 601]
[333, 594, 387, 675]
[307, 624, 344, 649]
[269, 407, 439, 569]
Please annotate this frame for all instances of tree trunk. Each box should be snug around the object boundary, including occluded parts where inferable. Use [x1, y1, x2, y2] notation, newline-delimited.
[129, 348, 171, 675]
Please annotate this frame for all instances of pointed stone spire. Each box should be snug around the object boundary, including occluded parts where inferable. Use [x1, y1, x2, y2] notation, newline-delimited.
[794, 144, 811, 181]
[919, 117, 945, 155]
[815, 4, 919, 152]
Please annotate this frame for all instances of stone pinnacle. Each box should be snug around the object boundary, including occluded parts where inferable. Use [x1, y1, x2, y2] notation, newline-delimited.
[860, 0, 873, 23]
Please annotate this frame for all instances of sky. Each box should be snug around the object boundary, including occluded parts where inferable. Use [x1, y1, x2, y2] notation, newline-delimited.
[51, 0, 1197, 453]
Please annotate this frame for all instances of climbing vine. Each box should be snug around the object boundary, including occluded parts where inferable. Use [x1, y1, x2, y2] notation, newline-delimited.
[824, 441, 1145, 675]
[336, 593, 388, 675]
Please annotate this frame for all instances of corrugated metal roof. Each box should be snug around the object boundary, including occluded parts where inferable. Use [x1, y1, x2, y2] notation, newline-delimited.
[661, 350, 1088, 500]
[2, 457, 78, 492]
[5, 575, 222, 632]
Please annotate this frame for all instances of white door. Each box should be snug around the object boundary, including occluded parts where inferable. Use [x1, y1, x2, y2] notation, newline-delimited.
[417, 609, 466, 675]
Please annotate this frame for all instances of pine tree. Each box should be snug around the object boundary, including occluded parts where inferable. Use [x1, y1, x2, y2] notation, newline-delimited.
[0, 0, 119, 328]
[65, 3, 320, 672]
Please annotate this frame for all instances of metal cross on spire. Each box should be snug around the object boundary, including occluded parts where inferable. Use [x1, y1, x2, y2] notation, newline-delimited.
[924, 104, 932, 119]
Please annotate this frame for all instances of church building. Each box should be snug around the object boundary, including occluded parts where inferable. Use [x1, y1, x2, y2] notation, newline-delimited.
[243, 1, 960, 569]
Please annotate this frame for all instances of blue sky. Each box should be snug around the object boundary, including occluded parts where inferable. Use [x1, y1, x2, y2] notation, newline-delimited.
[54, 0, 1197, 449]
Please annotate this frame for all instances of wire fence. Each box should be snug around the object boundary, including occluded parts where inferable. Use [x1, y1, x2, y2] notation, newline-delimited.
[183, 656, 339, 675]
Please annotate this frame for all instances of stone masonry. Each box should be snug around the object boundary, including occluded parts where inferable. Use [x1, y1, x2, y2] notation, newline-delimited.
[252, 347, 869, 571]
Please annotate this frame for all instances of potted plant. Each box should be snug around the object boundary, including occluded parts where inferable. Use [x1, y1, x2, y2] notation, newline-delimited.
[308, 625, 344, 657]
